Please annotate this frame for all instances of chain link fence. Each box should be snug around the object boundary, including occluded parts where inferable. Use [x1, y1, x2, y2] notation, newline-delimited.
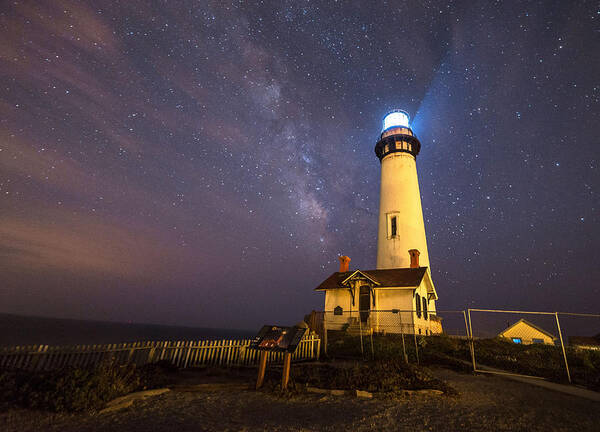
[305, 308, 599, 390]
[306, 309, 472, 367]
[467, 309, 600, 389]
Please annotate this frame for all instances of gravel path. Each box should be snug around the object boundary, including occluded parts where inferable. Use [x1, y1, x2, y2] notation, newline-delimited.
[1, 368, 598, 432]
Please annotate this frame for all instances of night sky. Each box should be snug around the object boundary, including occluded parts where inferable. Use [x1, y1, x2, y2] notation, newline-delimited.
[1, 1, 598, 330]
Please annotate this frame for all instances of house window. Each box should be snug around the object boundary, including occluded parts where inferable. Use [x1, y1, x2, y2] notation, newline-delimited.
[422, 297, 428, 320]
[334, 306, 343, 316]
[512, 338, 522, 344]
[532, 338, 544, 344]
[415, 293, 421, 318]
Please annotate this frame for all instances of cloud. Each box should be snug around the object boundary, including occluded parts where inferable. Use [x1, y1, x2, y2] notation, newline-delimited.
[0, 212, 174, 280]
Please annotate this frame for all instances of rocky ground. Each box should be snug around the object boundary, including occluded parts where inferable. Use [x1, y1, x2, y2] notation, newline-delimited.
[1, 367, 598, 432]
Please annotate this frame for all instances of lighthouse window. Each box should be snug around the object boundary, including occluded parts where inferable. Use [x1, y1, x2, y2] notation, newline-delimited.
[387, 213, 400, 239]
[384, 144, 389, 153]
[395, 142, 401, 150]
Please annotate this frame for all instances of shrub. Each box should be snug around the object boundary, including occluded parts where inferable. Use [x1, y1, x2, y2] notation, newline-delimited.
[264, 358, 456, 395]
[0, 360, 177, 413]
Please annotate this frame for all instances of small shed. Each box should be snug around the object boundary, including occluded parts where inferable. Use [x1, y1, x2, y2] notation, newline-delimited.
[498, 319, 556, 345]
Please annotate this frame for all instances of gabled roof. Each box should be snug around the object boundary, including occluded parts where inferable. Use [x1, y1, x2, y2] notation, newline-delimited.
[315, 267, 428, 291]
[340, 270, 380, 286]
[499, 319, 556, 339]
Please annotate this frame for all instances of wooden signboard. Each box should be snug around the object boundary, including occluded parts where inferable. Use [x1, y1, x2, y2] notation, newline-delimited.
[249, 325, 307, 390]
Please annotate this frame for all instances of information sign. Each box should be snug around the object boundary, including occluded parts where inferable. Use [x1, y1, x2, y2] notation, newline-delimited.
[249, 325, 306, 353]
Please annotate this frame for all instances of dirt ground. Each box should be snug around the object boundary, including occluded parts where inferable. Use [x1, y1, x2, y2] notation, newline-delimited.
[1, 367, 598, 432]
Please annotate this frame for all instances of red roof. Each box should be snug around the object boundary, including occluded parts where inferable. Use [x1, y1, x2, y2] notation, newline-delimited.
[314, 267, 428, 290]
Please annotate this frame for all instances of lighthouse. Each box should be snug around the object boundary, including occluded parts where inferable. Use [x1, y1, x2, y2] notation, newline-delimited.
[314, 109, 440, 336]
[375, 110, 430, 270]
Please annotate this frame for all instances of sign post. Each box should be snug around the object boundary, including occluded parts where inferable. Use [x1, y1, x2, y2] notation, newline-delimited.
[281, 352, 292, 389]
[249, 325, 307, 390]
[255, 351, 268, 390]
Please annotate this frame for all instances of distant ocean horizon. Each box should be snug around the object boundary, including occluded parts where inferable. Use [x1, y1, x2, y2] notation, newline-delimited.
[0, 313, 256, 347]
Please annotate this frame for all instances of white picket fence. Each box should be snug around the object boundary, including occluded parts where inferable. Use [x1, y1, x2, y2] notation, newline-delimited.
[0, 333, 321, 371]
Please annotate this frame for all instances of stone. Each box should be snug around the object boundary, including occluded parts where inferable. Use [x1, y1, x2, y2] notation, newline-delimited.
[99, 400, 133, 414]
[355, 390, 373, 398]
[402, 389, 443, 396]
[101, 388, 171, 413]
[306, 386, 329, 394]
[306, 387, 347, 396]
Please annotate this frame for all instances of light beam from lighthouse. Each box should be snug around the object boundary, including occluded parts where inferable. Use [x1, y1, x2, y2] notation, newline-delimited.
[375, 110, 431, 270]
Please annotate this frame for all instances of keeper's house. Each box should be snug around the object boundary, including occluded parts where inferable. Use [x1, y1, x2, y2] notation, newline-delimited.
[314, 254, 440, 336]
[498, 319, 556, 345]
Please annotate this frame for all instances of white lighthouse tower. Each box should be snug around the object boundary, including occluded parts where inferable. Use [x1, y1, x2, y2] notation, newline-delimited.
[375, 110, 430, 270]
[314, 109, 441, 335]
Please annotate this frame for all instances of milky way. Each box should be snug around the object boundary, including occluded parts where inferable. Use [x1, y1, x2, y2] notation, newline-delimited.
[1, 1, 598, 329]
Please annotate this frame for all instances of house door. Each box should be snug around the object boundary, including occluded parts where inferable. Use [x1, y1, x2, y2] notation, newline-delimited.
[359, 286, 370, 323]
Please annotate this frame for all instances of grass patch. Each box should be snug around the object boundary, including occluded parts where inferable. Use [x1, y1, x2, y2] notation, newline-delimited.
[326, 333, 471, 372]
[472, 338, 600, 389]
[326, 333, 600, 390]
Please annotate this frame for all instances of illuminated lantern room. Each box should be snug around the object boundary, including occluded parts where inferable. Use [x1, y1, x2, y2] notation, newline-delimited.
[375, 109, 421, 160]
[383, 110, 410, 130]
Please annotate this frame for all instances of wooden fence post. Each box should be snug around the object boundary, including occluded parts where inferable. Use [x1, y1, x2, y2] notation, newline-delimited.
[183, 341, 192, 368]
[128, 342, 136, 364]
[147, 341, 156, 364]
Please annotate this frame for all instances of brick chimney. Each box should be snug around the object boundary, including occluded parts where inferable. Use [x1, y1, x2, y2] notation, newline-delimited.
[408, 249, 420, 268]
[338, 255, 351, 272]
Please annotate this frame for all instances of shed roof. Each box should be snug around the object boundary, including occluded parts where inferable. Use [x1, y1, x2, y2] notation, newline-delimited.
[315, 267, 428, 291]
[498, 319, 556, 339]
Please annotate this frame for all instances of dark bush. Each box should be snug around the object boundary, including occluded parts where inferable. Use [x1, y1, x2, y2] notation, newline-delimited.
[0, 360, 177, 413]
[264, 358, 456, 395]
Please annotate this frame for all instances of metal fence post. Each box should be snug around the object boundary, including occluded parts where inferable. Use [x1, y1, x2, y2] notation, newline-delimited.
[399, 310, 408, 363]
[467, 309, 476, 372]
[413, 331, 419, 365]
[369, 314, 375, 360]
[358, 311, 364, 357]
[323, 312, 328, 356]
[554, 312, 571, 383]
